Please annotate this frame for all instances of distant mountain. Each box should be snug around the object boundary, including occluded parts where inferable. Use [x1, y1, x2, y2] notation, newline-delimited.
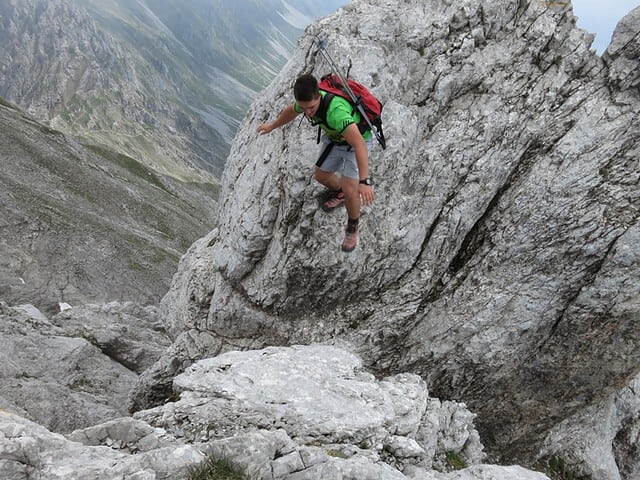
[0, 97, 218, 314]
[0, 0, 346, 181]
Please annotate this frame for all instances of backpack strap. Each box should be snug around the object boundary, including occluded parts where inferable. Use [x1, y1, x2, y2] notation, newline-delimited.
[313, 92, 334, 126]
[313, 92, 334, 144]
[315, 141, 335, 168]
[320, 89, 368, 136]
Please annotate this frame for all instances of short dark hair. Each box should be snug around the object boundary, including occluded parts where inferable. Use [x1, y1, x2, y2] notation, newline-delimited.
[294, 74, 319, 102]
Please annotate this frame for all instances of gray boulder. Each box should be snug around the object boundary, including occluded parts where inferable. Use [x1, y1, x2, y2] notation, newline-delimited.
[131, 0, 640, 473]
[52, 301, 171, 373]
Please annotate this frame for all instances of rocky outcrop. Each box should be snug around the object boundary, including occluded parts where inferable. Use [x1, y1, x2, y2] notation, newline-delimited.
[0, 302, 136, 433]
[0, 342, 551, 480]
[0, 410, 201, 480]
[52, 302, 171, 374]
[0, 302, 170, 433]
[136, 345, 485, 470]
[131, 0, 640, 474]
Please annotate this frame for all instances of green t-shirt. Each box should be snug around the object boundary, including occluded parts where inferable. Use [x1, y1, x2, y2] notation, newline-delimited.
[295, 92, 372, 143]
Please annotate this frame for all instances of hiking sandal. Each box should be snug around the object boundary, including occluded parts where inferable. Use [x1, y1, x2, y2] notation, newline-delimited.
[321, 190, 345, 212]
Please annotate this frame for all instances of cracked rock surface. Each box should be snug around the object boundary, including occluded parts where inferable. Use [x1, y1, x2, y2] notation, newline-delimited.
[1, 343, 550, 480]
[131, 0, 640, 472]
[0, 301, 170, 433]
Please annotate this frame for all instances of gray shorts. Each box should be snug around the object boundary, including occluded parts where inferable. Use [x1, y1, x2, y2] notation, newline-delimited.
[316, 135, 372, 180]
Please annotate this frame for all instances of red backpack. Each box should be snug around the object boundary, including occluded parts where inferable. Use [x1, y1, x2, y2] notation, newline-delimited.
[316, 73, 386, 149]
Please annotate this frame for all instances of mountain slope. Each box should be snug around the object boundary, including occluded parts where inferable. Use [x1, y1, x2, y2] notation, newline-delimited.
[0, 0, 346, 180]
[0, 97, 217, 314]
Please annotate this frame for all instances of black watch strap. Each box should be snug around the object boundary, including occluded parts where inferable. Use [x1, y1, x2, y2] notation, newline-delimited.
[359, 178, 372, 186]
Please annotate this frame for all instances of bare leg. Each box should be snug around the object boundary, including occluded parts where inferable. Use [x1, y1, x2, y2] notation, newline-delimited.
[341, 176, 360, 221]
[340, 176, 360, 252]
[314, 167, 341, 191]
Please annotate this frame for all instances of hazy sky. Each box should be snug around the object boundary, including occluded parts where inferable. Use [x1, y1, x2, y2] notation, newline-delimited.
[571, 0, 639, 53]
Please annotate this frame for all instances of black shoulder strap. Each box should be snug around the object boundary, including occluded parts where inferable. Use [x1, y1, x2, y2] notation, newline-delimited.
[313, 92, 334, 127]
[314, 92, 334, 144]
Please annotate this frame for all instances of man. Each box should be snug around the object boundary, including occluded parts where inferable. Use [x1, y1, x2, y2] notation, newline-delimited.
[257, 74, 374, 252]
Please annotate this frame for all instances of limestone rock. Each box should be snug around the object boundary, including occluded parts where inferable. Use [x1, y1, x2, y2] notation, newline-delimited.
[0, 409, 200, 480]
[66, 416, 176, 453]
[131, 0, 640, 473]
[536, 372, 640, 480]
[135, 344, 483, 472]
[52, 301, 171, 373]
[0, 302, 136, 433]
[604, 6, 640, 93]
[0, 344, 551, 480]
[431, 465, 550, 480]
[0, 301, 171, 434]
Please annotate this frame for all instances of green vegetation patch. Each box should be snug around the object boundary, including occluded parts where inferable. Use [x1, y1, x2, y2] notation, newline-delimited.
[537, 456, 577, 480]
[188, 454, 246, 480]
[84, 143, 168, 192]
[445, 451, 468, 470]
[61, 94, 93, 126]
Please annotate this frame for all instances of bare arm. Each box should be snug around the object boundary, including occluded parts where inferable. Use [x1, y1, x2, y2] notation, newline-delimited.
[343, 124, 374, 206]
[257, 103, 300, 134]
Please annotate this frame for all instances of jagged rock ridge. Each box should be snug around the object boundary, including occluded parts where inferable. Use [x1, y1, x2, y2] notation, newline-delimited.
[131, 0, 640, 477]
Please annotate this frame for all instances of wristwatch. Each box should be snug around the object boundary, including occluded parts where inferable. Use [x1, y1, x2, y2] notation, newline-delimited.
[359, 178, 372, 186]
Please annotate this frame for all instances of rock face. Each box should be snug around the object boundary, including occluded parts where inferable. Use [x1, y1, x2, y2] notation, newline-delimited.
[0, 302, 170, 433]
[131, 0, 640, 473]
[537, 372, 640, 480]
